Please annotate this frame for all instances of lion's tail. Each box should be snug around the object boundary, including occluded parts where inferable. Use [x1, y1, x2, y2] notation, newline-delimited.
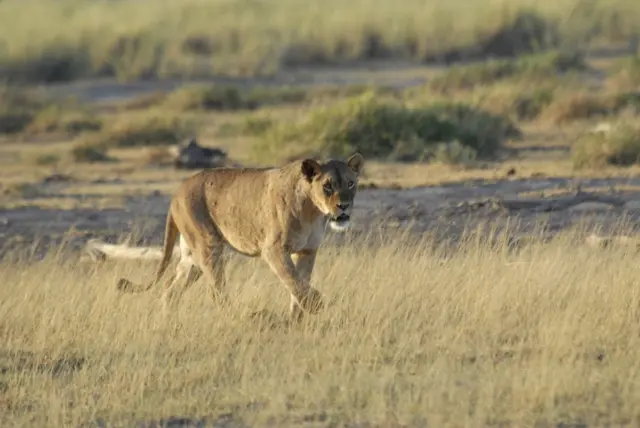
[116, 210, 179, 293]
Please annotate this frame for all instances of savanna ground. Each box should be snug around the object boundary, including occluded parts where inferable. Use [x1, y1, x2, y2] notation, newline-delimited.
[3, 0, 640, 426]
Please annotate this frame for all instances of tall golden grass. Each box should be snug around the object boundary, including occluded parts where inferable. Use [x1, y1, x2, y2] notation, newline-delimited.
[1, 224, 639, 426]
[1, 0, 639, 82]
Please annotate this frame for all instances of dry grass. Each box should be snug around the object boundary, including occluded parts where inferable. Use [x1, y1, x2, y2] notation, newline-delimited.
[1, 227, 640, 426]
[142, 147, 176, 167]
[1, 0, 639, 82]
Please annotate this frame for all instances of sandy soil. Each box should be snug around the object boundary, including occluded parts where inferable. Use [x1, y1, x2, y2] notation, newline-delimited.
[2, 173, 640, 262]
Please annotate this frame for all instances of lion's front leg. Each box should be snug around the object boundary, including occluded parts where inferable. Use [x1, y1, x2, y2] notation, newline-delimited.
[262, 248, 323, 318]
[290, 249, 318, 321]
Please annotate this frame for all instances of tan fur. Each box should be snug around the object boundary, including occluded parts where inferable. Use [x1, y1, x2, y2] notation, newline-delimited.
[117, 153, 364, 320]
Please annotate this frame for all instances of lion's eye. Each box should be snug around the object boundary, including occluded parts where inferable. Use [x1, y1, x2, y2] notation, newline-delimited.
[323, 183, 333, 194]
[347, 180, 355, 189]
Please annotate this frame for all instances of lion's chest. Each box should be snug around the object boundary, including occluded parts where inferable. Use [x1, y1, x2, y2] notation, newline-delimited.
[287, 218, 326, 253]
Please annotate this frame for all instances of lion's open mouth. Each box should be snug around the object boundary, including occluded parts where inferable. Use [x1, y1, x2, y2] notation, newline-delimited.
[329, 213, 351, 232]
[331, 213, 350, 224]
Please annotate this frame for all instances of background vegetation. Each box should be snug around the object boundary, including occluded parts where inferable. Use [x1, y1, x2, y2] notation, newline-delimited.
[0, 0, 639, 82]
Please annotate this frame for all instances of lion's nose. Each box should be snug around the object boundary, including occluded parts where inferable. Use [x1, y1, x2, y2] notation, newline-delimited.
[336, 203, 350, 211]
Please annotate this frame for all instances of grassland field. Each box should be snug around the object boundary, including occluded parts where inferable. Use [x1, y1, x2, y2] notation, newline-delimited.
[3, 0, 640, 426]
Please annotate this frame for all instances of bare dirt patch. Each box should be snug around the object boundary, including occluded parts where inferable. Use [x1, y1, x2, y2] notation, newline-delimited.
[3, 174, 640, 261]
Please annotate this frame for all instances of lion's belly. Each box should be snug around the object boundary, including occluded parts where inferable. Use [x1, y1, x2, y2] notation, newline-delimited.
[218, 225, 263, 257]
[214, 214, 326, 257]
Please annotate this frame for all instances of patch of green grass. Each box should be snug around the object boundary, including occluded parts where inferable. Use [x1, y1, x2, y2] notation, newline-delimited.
[253, 92, 519, 163]
[428, 51, 586, 92]
[25, 106, 102, 136]
[429, 140, 479, 165]
[86, 114, 196, 148]
[572, 119, 640, 168]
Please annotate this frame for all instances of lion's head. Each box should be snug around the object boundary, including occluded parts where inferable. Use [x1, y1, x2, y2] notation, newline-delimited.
[301, 153, 364, 232]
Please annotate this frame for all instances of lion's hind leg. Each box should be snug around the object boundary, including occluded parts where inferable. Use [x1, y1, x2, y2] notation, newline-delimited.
[193, 239, 227, 306]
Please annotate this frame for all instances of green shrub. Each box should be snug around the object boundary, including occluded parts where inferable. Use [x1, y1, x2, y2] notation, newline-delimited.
[572, 121, 640, 169]
[428, 51, 585, 92]
[254, 92, 519, 163]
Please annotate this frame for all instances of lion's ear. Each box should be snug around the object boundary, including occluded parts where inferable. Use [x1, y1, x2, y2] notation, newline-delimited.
[347, 153, 364, 175]
[301, 159, 322, 182]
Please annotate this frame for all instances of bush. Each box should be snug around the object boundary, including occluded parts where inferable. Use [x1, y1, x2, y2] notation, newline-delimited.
[0, 113, 34, 134]
[0, 87, 50, 134]
[572, 121, 640, 169]
[428, 50, 585, 92]
[0, 43, 93, 83]
[475, 11, 560, 58]
[254, 92, 519, 163]
[90, 115, 195, 148]
[607, 56, 640, 90]
[71, 144, 114, 163]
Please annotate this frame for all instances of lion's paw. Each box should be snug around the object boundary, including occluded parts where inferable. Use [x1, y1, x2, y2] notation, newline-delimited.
[299, 288, 324, 314]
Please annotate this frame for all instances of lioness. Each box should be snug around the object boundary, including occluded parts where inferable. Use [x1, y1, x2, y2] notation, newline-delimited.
[117, 153, 364, 320]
